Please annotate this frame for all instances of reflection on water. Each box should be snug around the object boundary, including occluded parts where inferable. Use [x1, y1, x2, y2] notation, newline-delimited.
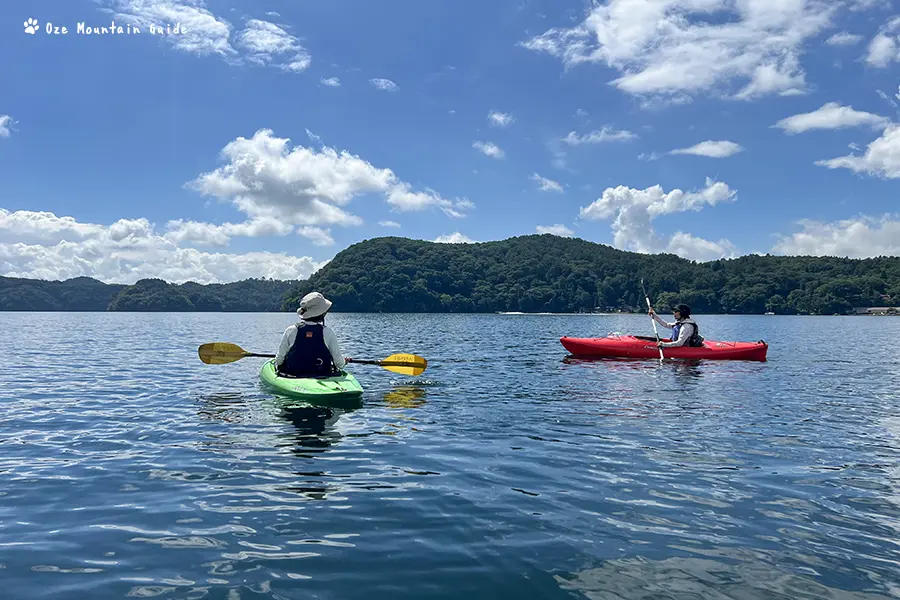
[557, 554, 895, 600]
[383, 386, 428, 409]
[196, 392, 255, 424]
[564, 355, 705, 379]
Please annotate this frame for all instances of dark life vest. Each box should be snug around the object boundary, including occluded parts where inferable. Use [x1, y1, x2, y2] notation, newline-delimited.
[279, 322, 337, 377]
[672, 319, 704, 347]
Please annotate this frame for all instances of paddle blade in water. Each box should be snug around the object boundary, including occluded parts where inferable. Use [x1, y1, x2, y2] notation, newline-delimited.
[198, 342, 248, 365]
[379, 353, 428, 376]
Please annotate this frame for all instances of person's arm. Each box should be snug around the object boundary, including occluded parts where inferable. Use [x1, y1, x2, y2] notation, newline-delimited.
[323, 326, 346, 369]
[651, 313, 673, 329]
[275, 325, 297, 367]
[660, 323, 692, 348]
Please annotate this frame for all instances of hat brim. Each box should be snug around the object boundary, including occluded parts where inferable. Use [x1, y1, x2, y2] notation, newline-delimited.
[298, 298, 333, 319]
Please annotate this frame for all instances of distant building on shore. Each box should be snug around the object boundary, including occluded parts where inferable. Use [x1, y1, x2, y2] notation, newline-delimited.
[853, 307, 899, 315]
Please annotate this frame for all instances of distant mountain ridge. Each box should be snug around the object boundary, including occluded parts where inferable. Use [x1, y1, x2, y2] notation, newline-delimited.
[2, 235, 899, 314]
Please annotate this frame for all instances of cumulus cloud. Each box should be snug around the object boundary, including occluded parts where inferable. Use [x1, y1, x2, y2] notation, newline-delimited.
[669, 140, 744, 158]
[530, 173, 564, 192]
[815, 124, 900, 178]
[488, 111, 515, 127]
[103, 1, 311, 72]
[866, 17, 900, 67]
[379, 220, 401, 228]
[826, 32, 863, 46]
[473, 141, 505, 159]
[772, 214, 900, 257]
[536, 224, 574, 237]
[434, 232, 475, 243]
[187, 129, 472, 231]
[0, 209, 324, 284]
[562, 127, 637, 145]
[578, 178, 738, 261]
[523, 0, 834, 100]
[370, 78, 399, 91]
[0, 115, 12, 138]
[774, 102, 890, 134]
[321, 77, 341, 87]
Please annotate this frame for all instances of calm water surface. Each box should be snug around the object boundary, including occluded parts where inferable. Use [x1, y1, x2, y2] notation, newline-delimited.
[2, 312, 900, 599]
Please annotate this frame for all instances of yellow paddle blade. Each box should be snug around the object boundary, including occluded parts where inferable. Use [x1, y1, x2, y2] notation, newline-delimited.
[198, 342, 249, 365]
[379, 353, 428, 376]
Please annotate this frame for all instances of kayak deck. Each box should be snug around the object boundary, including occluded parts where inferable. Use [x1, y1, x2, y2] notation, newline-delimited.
[259, 359, 364, 399]
[560, 334, 768, 362]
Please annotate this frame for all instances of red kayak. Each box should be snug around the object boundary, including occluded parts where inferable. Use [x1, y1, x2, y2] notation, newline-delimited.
[560, 334, 768, 362]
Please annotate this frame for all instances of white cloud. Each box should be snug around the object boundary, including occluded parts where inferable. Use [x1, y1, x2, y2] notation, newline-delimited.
[667, 232, 738, 262]
[379, 220, 401, 228]
[296, 226, 334, 246]
[826, 32, 863, 46]
[669, 140, 744, 158]
[0, 209, 324, 284]
[530, 173, 564, 192]
[522, 0, 833, 100]
[473, 141, 505, 159]
[638, 152, 661, 161]
[386, 185, 473, 218]
[488, 111, 515, 127]
[815, 124, 900, 178]
[877, 88, 899, 109]
[104, 2, 311, 72]
[562, 127, 636, 145]
[107, 0, 235, 57]
[163, 217, 292, 246]
[772, 214, 900, 257]
[235, 19, 310, 72]
[536, 224, 574, 237]
[866, 17, 900, 67]
[188, 129, 472, 228]
[578, 178, 737, 261]
[774, 102, 891, 134]
[0, 115, 12, 138]
[434, 232, 475, 243]
[848, 0, 891, 9]
[321, 77, 341, 87]
[266, 11, 280, 17]
[0, 209, 105, 244]
[370, 78, 399, 91]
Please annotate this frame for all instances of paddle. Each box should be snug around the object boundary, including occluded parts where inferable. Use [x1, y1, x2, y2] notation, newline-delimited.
[197, 342, 428, 376]
[640, 279, 665, 361]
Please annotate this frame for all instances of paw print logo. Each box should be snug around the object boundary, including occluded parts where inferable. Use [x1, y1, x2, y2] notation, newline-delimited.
[24, 18, 39, 34]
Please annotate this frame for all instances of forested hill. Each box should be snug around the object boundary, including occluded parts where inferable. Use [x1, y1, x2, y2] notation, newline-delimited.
[281, 235, 900, 315]
[2, 235, 900, 314]
[0, 276, 293, 312]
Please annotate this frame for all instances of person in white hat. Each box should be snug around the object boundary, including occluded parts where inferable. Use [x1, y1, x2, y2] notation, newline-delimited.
[274, 292, 351, 377]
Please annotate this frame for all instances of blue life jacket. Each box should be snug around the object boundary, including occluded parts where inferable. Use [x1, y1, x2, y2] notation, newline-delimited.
[279, 322, 337, 377]
[672, 319, 704, 347]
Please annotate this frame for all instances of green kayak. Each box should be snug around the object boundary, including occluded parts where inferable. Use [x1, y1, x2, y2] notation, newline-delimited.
[258, 359, 364, 400]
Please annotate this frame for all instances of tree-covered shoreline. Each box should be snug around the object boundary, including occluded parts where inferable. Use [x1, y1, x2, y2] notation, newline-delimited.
[2, 235, 899, 315]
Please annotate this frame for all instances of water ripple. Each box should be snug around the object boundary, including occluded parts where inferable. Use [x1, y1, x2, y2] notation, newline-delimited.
[1, 313, 899, 599]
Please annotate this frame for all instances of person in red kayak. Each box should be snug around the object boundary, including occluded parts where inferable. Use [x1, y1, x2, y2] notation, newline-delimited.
[275, 292, 351, 377]
[648, 304, 704, 348]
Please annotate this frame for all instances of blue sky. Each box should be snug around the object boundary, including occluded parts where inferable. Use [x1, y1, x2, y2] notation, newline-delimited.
[1, 0, 899, 283]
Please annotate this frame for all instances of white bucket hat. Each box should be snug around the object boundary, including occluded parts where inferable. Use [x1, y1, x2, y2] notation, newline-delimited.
[297, 291, 333, 319]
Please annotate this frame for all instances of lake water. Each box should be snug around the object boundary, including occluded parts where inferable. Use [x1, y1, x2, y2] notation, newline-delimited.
[2, 312, 900, 599]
